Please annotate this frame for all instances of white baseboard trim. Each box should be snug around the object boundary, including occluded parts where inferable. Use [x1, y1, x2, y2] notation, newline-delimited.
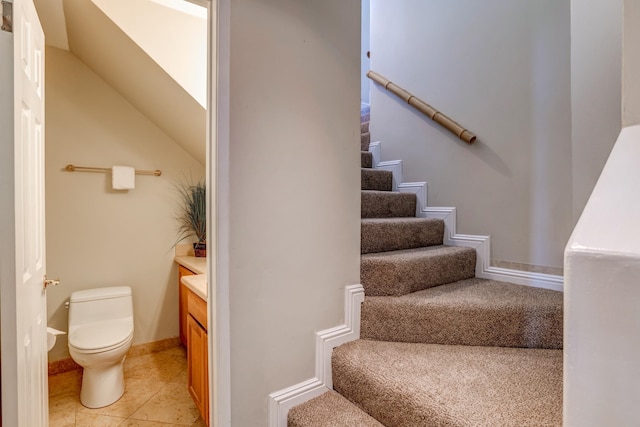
[368, 144, 564, 291]
[376, 160, 402, 191]
[368, 141, 381, 170]
[479, 267, 564, 291]
[419, 189, 564, 291]
[268, 284, 365, 427]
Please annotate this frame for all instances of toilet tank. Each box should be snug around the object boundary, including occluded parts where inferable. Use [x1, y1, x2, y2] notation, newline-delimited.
[68, 286, 133, 328]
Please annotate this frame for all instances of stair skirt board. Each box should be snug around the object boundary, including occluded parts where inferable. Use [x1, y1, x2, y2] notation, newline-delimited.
[368, 146, 563, 292]
[268, 284, 365, 427]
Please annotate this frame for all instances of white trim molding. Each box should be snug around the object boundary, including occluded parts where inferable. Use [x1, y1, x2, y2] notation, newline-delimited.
[268, 284, 365, 427]
[368, 141, 381, 168]
[376, 160, 402, 191]
[370, 146, 564, 292]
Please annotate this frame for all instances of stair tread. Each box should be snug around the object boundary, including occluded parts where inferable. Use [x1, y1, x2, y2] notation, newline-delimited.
[361, 189, 412, 196]
[361, 246, 477, 296]
[288, 390, 384, 427]
[362, 277, 563, 348]
[333, 339, 562, 427]
[361, 217, 444, 253]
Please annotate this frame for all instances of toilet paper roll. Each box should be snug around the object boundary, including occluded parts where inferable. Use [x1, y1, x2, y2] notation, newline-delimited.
[47, 327, 66, 352]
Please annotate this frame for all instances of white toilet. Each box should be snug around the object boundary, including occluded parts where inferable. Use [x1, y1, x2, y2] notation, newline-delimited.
[68, 286, 134, 408]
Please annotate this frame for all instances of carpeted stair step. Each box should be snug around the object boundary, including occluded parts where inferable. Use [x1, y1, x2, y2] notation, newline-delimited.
[361, 246, 476, 296]
[361, 168, 392, 191]
[361, 131, 371, 151]
[361, 112, 370, 123]
[288, 390, 384, 427]
[361, 217, 444, 254]
[361, 121, 370, 134]
[361, 190, 416, 218]
[333, 340, 562, 427]
[361, 151, 373, 168]
[361, 277, 563, 348]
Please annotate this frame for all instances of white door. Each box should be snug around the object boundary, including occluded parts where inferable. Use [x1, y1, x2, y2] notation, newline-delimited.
[0, 0, 48, 425]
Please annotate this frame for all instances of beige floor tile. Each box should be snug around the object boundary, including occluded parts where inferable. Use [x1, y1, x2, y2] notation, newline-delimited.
[190, 416, 207, 427]
[49, 346, 197, 427]
[76, 378, 161, 418]
[49, 409, 75, 427]
[48, 369, 83, 397]
[129, 382, 199, 425]
[164, 346, 189, 384]
[119, 420, 187, 427]
[161, 346, 187, 358]
[170, 364, 189, 384]
[124, 351, 188, 383]
[74, 412, 125, 427]
[49, 390, 82, 415]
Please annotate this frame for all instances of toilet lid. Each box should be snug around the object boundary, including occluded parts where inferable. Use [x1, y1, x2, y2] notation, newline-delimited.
[69, 318, 133, 352]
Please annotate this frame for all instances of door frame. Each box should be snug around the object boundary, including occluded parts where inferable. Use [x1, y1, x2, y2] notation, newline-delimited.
[0, 5, 20, 423]
[209, 0, 231, 425]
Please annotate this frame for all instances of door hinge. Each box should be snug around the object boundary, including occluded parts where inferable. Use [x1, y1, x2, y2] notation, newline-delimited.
[1, 1, 13, 33]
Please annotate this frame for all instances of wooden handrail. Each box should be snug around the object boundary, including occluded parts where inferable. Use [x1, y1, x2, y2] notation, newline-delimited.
[367, 71, 477, 144]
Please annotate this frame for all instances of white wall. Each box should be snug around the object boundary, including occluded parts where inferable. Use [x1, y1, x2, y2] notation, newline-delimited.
[564, 126, 640, 426]
[221, 1, 361, 425]
[370, 0, 572, 269]
[361, 0, 370, 104]
[623, 0, 640, 126]
[570, 0, 623, 220]
[45, 47, 205, 361]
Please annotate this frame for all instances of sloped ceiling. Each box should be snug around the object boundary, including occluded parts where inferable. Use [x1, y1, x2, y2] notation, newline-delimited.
[33, 0, 69, 50]
[35, 0, 206, 165]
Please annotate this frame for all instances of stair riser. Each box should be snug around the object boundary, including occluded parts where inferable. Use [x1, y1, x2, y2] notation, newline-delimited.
[361, 121, 370, 134]
[361, 301, 563, 348]
[361, 248, 476, 296]
[361, 191, 416, 218]
[361, 132, 370, 151]
[361, 151, 373, 168]
[361, 219, 444, 254]
[361, 169, 392, 191]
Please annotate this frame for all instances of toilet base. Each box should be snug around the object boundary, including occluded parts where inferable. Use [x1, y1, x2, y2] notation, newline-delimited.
[79, 357, 126, 408]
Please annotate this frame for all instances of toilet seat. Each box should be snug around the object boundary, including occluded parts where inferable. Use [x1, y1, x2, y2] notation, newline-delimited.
[69, 318, 133, 354]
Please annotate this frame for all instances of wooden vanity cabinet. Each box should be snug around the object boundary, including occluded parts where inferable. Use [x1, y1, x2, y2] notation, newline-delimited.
[187, 289, 209, 425]
[178, 265, 195, 346]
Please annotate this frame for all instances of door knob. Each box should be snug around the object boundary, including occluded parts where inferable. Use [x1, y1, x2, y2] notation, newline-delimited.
[43, 276, 60, 289]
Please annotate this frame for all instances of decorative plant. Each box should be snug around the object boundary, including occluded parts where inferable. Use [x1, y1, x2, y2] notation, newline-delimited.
[175, 179, 206, 255]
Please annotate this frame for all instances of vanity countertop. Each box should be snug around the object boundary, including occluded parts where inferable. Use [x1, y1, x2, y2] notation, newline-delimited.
[174, 256, 207, 275]
[181, 274, 207, 301]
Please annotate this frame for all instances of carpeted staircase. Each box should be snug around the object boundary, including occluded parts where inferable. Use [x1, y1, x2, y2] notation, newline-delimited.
[288, 112, 563, 426]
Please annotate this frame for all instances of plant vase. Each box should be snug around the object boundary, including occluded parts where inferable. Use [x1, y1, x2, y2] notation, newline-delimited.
[193, 242, 206, 258]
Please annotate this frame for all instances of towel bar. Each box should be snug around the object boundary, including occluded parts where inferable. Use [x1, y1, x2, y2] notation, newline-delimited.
[65, 164, 161, 176]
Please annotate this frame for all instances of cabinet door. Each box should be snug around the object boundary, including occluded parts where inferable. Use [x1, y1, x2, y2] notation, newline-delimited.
[178, 266, 195, 346]
[187, 314, 209, 424]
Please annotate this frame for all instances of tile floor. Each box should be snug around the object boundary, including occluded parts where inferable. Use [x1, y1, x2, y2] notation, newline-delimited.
[49, 346, 206, 427]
